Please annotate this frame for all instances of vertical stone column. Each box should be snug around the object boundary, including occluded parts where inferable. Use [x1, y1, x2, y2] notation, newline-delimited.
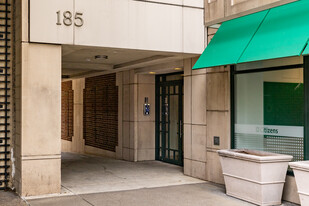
[14, 0, 62, 196]
[13, 0, 62, 196]
[206, 66, 230, 184]
[122, 70, 137, 161]
[19, 43, 61, 196]
[71, 79, 85, 154]
[14, 1, 62, 196]
[184, 58, 207, 180]
[136, 74, 155, 161]
[120, 70, 155, 161]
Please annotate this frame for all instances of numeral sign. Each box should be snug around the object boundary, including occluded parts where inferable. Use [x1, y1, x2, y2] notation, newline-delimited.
[56, 11, 84, 27]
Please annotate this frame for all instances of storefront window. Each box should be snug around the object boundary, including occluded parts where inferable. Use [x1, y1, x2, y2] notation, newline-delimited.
[234, 68, 304, 161]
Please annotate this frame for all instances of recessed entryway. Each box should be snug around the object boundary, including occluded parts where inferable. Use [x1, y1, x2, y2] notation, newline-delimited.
[60, 152, 203, 196]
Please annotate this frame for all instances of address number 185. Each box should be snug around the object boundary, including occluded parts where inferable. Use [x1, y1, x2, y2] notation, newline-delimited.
[56, 11, 84, 27]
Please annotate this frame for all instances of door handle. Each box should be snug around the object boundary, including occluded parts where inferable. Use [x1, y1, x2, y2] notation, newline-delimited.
[179, 120, 183, 138]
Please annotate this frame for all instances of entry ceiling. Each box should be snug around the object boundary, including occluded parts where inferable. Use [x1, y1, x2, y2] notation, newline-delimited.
[62, 45, 198, 79]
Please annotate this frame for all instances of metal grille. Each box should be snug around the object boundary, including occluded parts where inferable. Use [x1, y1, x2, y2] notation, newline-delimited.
[83, 74, 118, 152]
[235, 134, 304, 162]
[61, 81, 74, 141]
[0, 0, 11, 190]
[264, 136, 303, 162]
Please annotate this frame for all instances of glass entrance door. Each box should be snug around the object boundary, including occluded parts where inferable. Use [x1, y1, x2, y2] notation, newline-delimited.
[155, 73, 183, 166]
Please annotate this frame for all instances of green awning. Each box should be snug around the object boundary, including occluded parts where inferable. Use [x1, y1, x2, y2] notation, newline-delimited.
[193, 10, 269, 69]
[239, 0, 309, 63]
[193, 0, 309, 70]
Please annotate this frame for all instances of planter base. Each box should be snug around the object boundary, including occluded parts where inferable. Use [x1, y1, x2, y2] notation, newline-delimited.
[218, 149, 292, 206]
[227, 192, 282, 206]
[224, 175, 284, 206]
[290, 161, 309, 206]
[299, 192, 309, 206]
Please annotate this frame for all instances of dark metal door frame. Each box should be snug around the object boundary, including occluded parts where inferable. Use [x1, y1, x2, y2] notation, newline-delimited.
[155, 73, 183, 166]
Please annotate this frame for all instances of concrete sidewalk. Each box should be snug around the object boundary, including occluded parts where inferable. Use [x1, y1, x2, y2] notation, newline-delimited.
[27, 182, 254, 206]
[25, 183, 298, 206]
[1, 182, 298, 206]
[0, 190, 27, 206]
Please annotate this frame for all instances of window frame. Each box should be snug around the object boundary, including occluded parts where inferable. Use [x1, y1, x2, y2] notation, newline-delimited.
[230, 57, 309, 175]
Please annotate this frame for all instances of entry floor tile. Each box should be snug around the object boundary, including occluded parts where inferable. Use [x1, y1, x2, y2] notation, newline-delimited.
[60, 152, 205, 195]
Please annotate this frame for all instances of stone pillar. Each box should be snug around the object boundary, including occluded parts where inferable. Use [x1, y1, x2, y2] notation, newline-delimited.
[184, 58, 230, 184]
[13, 0, 62, 196]
[206, 66, 230, 184]
[122, 70, 137, 161]
[136, 74, 155, 161]
[18, 43, 61, 196]
[71, 79, 85, 154]
[183, 58, 207, 180]
[121, 70, 155, 161]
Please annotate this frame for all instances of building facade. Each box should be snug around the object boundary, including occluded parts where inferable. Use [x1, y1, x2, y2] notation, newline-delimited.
[0, 0, 303, 205]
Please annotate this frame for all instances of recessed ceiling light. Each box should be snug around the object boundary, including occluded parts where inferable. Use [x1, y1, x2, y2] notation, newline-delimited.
[174, 67, 183, 71]
[149, 72, 156, 74]
[95, 55, 108, 60]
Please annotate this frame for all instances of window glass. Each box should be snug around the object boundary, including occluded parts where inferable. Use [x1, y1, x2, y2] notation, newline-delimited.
[235, 68, 304, 161]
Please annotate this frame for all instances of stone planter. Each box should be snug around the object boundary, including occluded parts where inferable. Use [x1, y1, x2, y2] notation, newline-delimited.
[218, 149, 292, 206]
[289, 161, 309, 206]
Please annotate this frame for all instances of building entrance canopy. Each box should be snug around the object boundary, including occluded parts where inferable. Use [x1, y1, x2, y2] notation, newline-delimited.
[193, 0, 309, 69]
